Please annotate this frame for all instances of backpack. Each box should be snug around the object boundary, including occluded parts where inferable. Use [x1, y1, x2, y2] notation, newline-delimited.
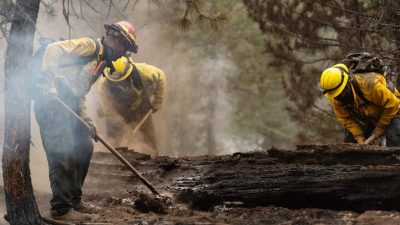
[343, 52, 386, 75]
[32, 37, 101, 72]
[342, 52, 397, 104]
[31, 37, 55, 80]
[30, 37, 101, 97]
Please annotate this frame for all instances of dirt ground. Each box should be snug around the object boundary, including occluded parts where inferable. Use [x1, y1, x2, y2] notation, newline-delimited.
[3, 189, 400, 225]
[79, 149, 400, 225]
[80, 191, 400, 225]
[3, 145, 400, 224]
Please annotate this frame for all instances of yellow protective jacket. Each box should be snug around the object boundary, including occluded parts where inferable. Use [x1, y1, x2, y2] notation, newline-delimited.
[330, 72, 400, 137]
[41, 37, 104, 120]
[98, 61, 166, 115]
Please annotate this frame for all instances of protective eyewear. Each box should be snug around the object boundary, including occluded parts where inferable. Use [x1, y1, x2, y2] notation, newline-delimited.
[106, 28, 132, 50]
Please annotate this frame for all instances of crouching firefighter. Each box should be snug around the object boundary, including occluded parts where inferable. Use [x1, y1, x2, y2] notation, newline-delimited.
[32, 21, 139, 222]
[319, 53, 400, 146]
[97, 55, 166, 157]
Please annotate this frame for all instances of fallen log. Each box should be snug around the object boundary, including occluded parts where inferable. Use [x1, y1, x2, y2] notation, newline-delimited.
[269, 144, 400, 165]
[86, 144, 400, 212]
[170, 144, 400, 211]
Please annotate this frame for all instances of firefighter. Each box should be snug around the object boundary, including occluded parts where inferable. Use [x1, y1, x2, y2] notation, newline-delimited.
[34, 21, 138, 221]
[319, 62, 400, 146]
[97, 55, 166, 157]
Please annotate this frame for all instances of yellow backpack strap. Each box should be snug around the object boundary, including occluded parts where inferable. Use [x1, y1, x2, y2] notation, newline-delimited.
[130, 65, 143, 89]
[128, 65, 146, 111]
[349, 75, 370, 105]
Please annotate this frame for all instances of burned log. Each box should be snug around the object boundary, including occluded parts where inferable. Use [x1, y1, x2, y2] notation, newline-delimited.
[269, 144, 400, 165]
[86, 144, 400, 212]
[170, 144, 400, 211]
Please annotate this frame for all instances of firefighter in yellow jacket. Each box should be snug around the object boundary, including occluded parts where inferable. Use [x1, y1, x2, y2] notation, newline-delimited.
[34, 21, 138, 221]
[97, 55, 166, 157]
[319, 62, 400, 146]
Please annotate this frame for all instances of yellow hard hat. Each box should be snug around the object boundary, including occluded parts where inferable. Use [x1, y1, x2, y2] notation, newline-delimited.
[333, 64, 348, 72]
[105, 56, 133, 82]
[320, 64, 349, 99]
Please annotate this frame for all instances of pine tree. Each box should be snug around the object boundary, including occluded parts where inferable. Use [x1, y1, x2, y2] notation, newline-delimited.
[242, 0, 400, 142]
[1, 0, 43, 224]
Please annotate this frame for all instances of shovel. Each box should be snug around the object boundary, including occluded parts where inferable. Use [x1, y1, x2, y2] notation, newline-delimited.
[55, 97, 171, 205]
[132, 109, 152, 135]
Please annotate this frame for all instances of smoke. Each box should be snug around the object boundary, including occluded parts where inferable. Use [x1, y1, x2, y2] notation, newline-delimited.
[0, 1, 299, 220]
[0, 1, 284, 207]
[65, 1, 247, 157]
[0, 15, 6, 220]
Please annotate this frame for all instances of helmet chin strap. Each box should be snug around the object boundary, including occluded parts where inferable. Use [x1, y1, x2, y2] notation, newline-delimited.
[102, 36, 116, 74]
[102, 36, 131, 75]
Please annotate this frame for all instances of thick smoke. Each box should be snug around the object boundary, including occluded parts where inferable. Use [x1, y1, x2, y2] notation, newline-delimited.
[0, 1, 242, 190]
[0, 3, 283, 220]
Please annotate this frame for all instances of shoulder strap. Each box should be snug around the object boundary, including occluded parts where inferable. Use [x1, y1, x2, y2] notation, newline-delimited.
[131, 65, 143, 89]
[87, 39, 103, 85]
[93, 38, 100, 56]
[349, 75, 370, 104]
[387, 80, 396, 93]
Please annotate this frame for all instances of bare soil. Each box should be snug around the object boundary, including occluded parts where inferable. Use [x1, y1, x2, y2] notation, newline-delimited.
[4, 144, 400, 224]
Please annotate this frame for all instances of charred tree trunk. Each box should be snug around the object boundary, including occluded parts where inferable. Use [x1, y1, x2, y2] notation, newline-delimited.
[170, 144, 400, 212]
[2, 0, 42, 224]
[84, 144, 400, 212]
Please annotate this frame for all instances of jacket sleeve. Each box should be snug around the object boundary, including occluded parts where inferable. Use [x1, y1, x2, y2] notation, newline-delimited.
[139, 64, 166, 110]
[41, 38, 97, 74]
[368, 81, 400, 130]
[330, 99, 365, 137]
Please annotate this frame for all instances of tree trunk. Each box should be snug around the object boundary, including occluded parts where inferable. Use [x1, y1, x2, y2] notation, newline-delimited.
[2, 0, 42, 224]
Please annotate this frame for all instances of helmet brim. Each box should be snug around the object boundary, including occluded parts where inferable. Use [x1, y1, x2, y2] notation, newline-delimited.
[104, 23, 112, 30]
[324, 74, 349, 99]
[105, 63, 134, 82]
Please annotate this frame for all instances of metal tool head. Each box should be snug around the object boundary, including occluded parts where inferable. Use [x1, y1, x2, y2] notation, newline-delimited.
[155, 194, 173, 206]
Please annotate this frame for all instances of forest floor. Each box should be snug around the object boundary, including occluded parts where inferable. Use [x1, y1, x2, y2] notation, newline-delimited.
[3, 144, 400, 225]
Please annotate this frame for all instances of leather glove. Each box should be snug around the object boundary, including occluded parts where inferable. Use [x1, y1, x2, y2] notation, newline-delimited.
[36, 81, 58, 100]
[84, 117, 98, 141]
[36, 73, 58, 99]
[151, 100, 161, 113]
[152, 107, 159, 113]
[151, 104, 160, 113]
[364, 127, 385, 145]
[45, 86, 58, 99]
[354, 135, 366, 144]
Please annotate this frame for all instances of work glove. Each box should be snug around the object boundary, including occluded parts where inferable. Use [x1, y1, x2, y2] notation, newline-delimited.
[151, 102, 160, 113]
[84, 117, 98, 141]
[151, 106, 159, 113]
[364, 127, 385, 145]
[151, 97, 163, 113]
[354, 135, 366, 144]
[44, 86, 58, 99]
[35, 78, 58, 100]
[35, 72, 56, 95]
